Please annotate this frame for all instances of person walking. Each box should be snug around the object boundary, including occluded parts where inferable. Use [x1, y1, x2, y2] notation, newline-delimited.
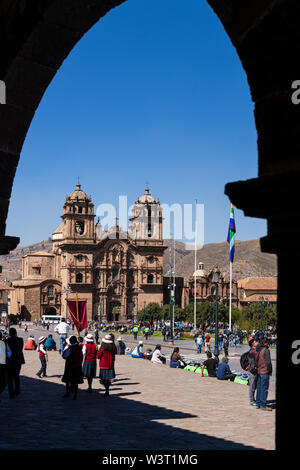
[82, 333, 97, 393]
[218, 332, 224, 352]
[62, 336, 84, 400]
[196, 335, 203, 354]
[6, 328, 25, 398]
[132, 325, 138, 340]
[96, 334, 117, 397]
[204, 333, 211, 353]
[247, 338, 259, 406]
[36, 336, 48, 378]
[0, 331, 11, 395]
[144, 325, 150, 340]
[54, 318, 70, 354]
[255, 337, 272, 411]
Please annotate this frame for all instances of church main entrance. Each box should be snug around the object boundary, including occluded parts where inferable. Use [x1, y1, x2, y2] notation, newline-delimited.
[108, 301, 121, 322]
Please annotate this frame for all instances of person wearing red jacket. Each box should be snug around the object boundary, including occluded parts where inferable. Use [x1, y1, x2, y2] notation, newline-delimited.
[82, 334, 98, 392]
[96, 334, 117, 397]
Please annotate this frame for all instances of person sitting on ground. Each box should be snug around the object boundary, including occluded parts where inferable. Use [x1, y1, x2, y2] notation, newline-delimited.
[170, 347, 186, 368]
[144, 348, 152, 360]
[44, 334, 56, 351]
[24, 335, 37, 350]
[151, 344, 166, 365]
[131, 341, 144, 358]
[201, 351, 219, 377]
[216, 357, 236, 381]
[116, 336, 126, 355]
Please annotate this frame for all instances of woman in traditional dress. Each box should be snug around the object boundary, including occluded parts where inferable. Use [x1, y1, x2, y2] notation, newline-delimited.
[82, 333, 97, 392]
[96, 334, 117, 397]
[62, 335, 83, 400]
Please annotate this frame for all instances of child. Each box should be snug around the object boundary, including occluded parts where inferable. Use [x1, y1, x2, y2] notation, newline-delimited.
[144, 348, 152, 360]
[36, 336, 48, 378]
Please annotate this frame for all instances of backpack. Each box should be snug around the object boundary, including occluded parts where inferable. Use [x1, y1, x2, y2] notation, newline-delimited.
[240, 351, 250, 371]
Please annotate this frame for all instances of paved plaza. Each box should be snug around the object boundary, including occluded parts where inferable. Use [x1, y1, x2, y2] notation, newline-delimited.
[0, 327, 275, 451]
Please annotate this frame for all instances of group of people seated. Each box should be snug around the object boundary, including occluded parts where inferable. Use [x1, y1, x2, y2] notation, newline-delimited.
[130, 341, 238, 381]
[24, 334, 57, 351]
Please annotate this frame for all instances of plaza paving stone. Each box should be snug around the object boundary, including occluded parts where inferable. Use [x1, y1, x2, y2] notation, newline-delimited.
[0, 332, 275, 450]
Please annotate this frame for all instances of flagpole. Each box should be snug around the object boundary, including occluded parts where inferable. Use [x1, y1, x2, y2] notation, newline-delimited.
[229, 260, 232, 331]
[194, 199, 197, 331]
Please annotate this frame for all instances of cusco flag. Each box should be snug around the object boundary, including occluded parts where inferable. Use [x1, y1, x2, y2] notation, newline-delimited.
[227, 203, 236, 263]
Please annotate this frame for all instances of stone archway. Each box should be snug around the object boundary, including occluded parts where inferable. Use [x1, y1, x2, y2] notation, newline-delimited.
[0, 0, 298, 450]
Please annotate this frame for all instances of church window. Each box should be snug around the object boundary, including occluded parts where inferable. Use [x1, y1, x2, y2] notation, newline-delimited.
[32, 267, 41, 275]
[148, 256, 154, 264]
[78, 206, 82, 214]
[77, 255, 83, 262]
[112, 267, 119, 280]
[48, 286, 54, 296]
[75, 221, 84, 235]
[147, 274, 154, 284]
[147, 207, 152, 237]
[76, 273, 83, 283]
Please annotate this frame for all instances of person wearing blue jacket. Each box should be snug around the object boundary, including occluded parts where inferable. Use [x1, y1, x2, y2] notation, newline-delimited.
[216, 357, 236, 381]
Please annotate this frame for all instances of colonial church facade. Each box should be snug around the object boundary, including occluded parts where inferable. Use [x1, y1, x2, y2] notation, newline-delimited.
[10, 185, 167, 323]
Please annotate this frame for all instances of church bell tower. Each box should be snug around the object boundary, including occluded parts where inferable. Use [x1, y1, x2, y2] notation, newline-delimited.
[61, 183, 95, 244]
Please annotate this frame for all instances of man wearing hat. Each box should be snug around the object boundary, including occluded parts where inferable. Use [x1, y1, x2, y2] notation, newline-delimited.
[36, 336, 48, 378]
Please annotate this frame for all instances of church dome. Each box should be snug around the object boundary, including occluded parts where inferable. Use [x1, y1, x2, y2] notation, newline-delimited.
[67, 184, 91, 202]
[136, 187, 158, 204]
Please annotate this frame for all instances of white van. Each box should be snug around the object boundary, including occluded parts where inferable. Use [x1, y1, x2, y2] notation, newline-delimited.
[42, 315, 65, 324]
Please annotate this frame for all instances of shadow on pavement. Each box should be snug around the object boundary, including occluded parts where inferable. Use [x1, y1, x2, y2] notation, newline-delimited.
[0, 373, 262, 451]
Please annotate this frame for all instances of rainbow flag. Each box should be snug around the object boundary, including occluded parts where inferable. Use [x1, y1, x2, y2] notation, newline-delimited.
[227, 203, 236, 263]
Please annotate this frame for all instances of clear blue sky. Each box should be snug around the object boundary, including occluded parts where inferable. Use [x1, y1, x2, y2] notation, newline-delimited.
[6, 0, 266, 247]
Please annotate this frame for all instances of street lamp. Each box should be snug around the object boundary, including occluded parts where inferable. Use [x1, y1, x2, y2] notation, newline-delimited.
[62, 285, 72, 320]
[213, 269, 220, 362]
[259, 296, 269, 336]
[160, 302, 163, 326]
[167, 269, 175, 341]
[99, 299, 103, 328]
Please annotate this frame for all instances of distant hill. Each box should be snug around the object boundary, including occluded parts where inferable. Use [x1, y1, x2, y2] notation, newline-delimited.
[164, 238, 277, 280]
[0, 237, 277, 282]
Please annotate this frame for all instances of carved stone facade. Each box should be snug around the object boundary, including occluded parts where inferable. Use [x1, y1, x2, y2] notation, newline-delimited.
[184, 263, 239, 309]
[10, 185, 166, 322]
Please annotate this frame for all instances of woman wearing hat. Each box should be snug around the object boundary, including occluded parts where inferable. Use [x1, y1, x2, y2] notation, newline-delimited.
[116, 336, 126, 355]
[62, 335, 84, 400]
[131, 341, 144, 358]
[96, 334, 117, 397]
[36, 336, 48, 378]
[82, 333, 97, 392]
